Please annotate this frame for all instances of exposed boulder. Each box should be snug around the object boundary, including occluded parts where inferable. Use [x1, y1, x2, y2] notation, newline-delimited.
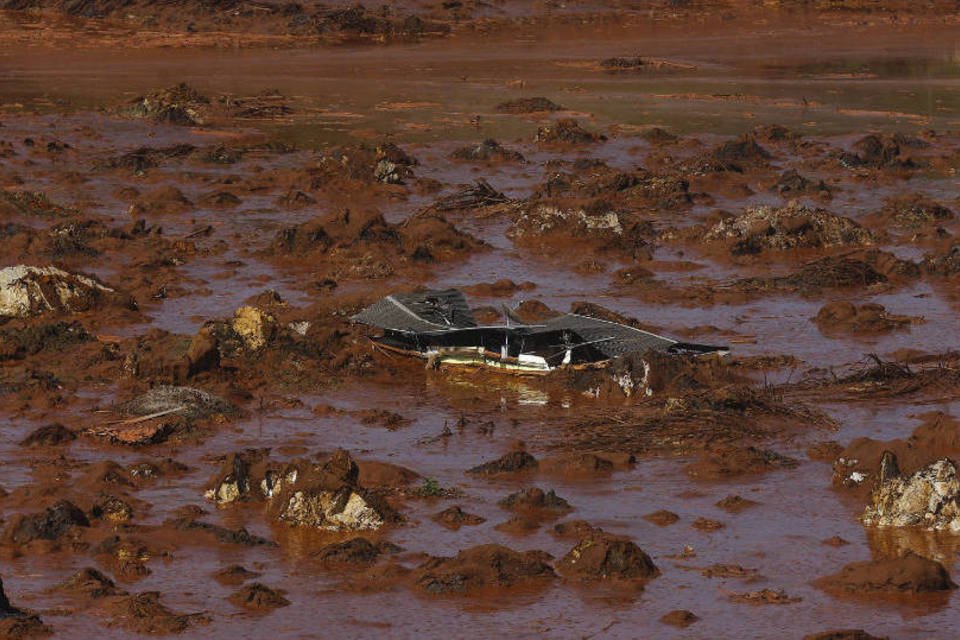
[557, 533, 659, 582]
[862, 457, 960, 532]
[0, 265, 129, 318]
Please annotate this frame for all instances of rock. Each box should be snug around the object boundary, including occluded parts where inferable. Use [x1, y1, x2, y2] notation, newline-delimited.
[862, 457, 960, 531]
[815, 552, 956, 594]
[412, 544, 555, 594]
[660, 610, 699, 628]
[228, 583, 290, 612]
[4, 500, 89, 545]
[279, 488, 384, 531]
[55, 568, 123, 599]
[231, 306, 276, 351]
[19, 423, 76, 447]
[557, 533, 659, 582]
[432, 506, 485, 530]
[0, 265, 125, 318]
[467, 450, 538, 475]
[803, 631, 888, 640]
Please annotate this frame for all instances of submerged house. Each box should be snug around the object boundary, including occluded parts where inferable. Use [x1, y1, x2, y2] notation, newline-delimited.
[352, 289, 728, 376]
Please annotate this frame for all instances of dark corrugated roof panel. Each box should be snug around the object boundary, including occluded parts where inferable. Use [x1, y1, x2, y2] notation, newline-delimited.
[541, 314, 677, 358]
[352, 289, 477, 333]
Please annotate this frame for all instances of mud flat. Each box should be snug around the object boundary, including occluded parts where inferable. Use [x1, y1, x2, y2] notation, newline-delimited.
[1, 1, 960, 638]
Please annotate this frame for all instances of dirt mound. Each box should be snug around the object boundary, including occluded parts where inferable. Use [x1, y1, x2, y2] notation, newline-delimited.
[685, 446, 798, 480]
[870, 193, 954, 230]
[467, 450, 538, 476]
[103, 591, 207, 634]
[450, 139, 525, 163]
[660, 610, 699, 627]
[0, 576, 50, 637]
[771, 169, 830, 198]
[803, 631, 888, 640]
[496, 97, 562, 114]
[412, 544, 555, 594]
[124, 82, 210, 126]
[19, 423, 76, 447]
[55, 568, 124, 600]
[3, 500, 90, 546]
[269, 208, 483, 277]
[535, 119, 605, 145]
[508, 202, 653, 259]
[499, 487, 572, 516]
[433, 506, 485, 530]
[557, 533, 659, 582]
[213, 565, 259, 586]
[228, 583, 290, 612]
[0, 190, 77, 218]
[841, 134, 914, 169]
[815, 552, 956, 595]
[703, 203, 873, 254]
[813, 302, 917, 335]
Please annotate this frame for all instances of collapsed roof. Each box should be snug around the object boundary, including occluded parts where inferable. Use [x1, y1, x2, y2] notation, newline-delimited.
[352, 289, 728, 367]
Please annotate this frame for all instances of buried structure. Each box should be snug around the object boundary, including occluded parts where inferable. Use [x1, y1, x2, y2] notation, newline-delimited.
[352, 289, 727, 379]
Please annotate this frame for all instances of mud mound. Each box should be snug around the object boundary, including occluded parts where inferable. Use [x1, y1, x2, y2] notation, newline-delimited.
[508, 202, 652, 259]
[433, 506, 485, 530]
[213, 565, 259, 586]
[427, 180, 512, 213]
[314, 537, 398, 567]
[98, 144, 195, 174]
[124, 82, 210, 126]
[499, 487, 572, 516]
[815, 552, 956, 595]
[228, 583, 290, 612]
[450, 139, 525, 163]
[4, 500, 90, 545]
[872, 194, 954, 230]
[771, 169, 830, 198]
[841, 134, 913, 169]
[412, 544, 555, 594]
[535, 119, 605, 145]
[19, 423, 76, 447]
[496, 97, 562, 114]
[557, 533, 659, 582]
[685, 446, 798, 480]
[735, 250, 918, 295]
[813, 302, 917, 335]
[804, 631, 887, 640]
[103, 591, 207, 634]
[467, 450, 538, 476]
[0, 577, 50, 637]
[128, 186, 193, 216]
[0, 190, 77, 218]
[55, 568, 124, 600]
[0, 265, 131, 318]
[660, 610, 699, 627]
[704, 203, 873, 254]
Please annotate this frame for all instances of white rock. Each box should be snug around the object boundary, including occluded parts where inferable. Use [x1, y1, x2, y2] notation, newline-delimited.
[0, 265, 113, 318]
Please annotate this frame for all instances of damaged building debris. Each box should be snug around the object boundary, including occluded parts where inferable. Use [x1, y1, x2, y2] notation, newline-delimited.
[352, 289, 728, 383]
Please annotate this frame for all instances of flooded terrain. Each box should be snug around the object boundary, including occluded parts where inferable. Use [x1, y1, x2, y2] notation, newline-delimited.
[1, 2, 960, 638]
